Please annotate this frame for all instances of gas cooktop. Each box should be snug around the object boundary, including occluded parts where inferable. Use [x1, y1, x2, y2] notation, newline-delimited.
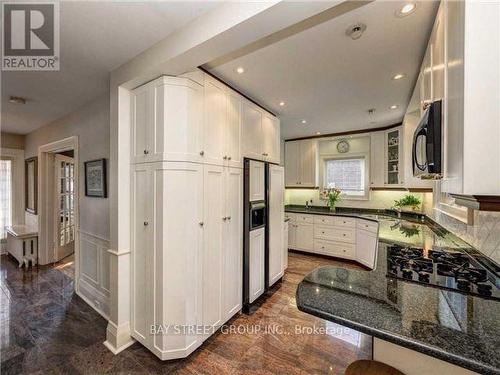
[387, 245, 500, 300]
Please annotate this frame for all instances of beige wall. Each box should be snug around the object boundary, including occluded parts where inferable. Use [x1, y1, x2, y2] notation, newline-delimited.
[25, 93, 110, 240]
[1, 132, 25, 150]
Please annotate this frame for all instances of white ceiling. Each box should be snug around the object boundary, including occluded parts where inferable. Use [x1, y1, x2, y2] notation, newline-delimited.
[207, 1, 439, 139]
[1, 1, 220, 134]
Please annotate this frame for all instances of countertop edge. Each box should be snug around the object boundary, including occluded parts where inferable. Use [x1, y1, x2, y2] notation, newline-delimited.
[296, 290, 499, 375]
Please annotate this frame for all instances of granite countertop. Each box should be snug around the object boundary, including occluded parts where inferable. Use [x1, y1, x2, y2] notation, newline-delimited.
[296, 245, 500, 374]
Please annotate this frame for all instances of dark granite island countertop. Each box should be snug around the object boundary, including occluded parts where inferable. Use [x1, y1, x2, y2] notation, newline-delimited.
[296, 245, 500, 374]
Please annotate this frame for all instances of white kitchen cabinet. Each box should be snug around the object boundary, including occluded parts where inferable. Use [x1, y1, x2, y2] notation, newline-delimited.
[249, 227, 265, 303]
[131, 162, 203, 360]
[262, 112, 281, 164]
[131, 76, 203, 164]
[421, 45, 433, 112]
[222, 167, 243, 321]
[203, 76, 227, 166]
[370, 132, 385, 187]
[202, 164, 225, 333]
[268, 165, 284, 287]
[295, 222, 314, 251]
[385, 127, 404, 186]
[241, 100, 263, 160]
[356, 223, 379, 269]
[287, 214, 297, 249]
[249, 160, 265, 202]
[283, 221, 289, 270]
[284, 139, 317, 187]
[284, 140, 300, 187]
[431, 3, 445, 102]
[225, 90, 242, 168]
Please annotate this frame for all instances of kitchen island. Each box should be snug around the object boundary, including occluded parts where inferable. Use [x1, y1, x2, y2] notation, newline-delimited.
[296, 240, 500, 374]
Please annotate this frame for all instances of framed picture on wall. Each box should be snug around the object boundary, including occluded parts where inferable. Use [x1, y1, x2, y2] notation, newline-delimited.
[84, 158, 107, 198]
[25, 157, 38, 214]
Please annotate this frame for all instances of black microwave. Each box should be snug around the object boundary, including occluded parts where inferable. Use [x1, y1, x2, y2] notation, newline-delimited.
[412, 100, 442, 179]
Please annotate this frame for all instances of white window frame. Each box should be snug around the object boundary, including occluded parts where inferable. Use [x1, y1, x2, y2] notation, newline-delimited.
[319, 153, 370, 200]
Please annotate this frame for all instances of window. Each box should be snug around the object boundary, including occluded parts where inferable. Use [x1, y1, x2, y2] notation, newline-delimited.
[0, 159, 12, 240]
[324, 157, 367, 198]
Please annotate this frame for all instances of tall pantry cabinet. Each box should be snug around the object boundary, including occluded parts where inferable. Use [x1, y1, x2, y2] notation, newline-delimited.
[130, 75, 245, 360]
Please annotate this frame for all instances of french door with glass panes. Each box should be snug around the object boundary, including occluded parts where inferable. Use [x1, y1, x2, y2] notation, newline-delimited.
[54, 154, 75, 261]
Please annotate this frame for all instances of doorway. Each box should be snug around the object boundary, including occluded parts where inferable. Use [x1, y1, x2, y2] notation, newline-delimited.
[38, 136, 79, 287]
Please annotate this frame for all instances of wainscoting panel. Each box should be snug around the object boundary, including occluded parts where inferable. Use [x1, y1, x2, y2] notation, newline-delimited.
[78, 230, 110, 318]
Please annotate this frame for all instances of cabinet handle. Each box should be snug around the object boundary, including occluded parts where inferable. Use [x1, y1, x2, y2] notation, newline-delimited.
[143, 150, 149, 155]
[343, 250, 346, 253]
[321, 246, 325, 249]
[227, 216, 231, 221]
[321, 231, 325, 234]
[223, 217, 227, 221]
[199, 222, 204, 227]
[228, 156, 232, 160]
[200, 151, 204, 156]
[223, 156, 227, 160]
[143, 221, 149, 226]
[343, 233, 346, 237]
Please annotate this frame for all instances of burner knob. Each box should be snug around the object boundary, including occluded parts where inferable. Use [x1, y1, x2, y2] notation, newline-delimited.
[402, 268, 413, 279]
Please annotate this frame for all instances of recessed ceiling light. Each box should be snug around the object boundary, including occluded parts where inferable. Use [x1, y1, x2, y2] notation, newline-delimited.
[390, 105, 399, 110]
[396, 3, 416, 17]
[345, 23, 367, 40]
[9, 96, 26, 104]
[392, 73, 406, 80]
[301, 120, 307, 124]
[279, 101, 285, 106]
[236, 67, 245, 74]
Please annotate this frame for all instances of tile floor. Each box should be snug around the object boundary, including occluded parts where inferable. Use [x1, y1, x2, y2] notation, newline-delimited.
[0, 252, 371, 374]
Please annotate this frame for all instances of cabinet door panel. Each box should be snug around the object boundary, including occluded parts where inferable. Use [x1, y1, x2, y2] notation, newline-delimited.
[249, 227, 265, 303]
[284, 141, 300, 187]
[262, 113, 280, 164]
[241, 101, 263, 160]
[288, 223, 297, 249]
[223, 167, 243, 320]
[203, 164, 225, 330]
[249, 160, 265, 202]
[300, 140, 316, 187]
[204, 78, 226, 165]
[370, 132, 385, 187]
[131, 165, 152, 342]
[283, 222, 288, 270]
[268, 165, 284, 287]
[356, 228, 378, 269]
[153, 162, 203, 351]
[432, 3, 445, 101]
[226, 91, 242, 168]
[131, 86, 152, 163]
[296, 223, 314, 251]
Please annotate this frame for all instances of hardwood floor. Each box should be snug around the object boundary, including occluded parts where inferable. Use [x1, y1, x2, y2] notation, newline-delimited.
[0, 252, 371, 374]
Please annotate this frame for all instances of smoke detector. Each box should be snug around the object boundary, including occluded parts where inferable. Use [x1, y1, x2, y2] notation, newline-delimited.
[346, 23, 367, 40]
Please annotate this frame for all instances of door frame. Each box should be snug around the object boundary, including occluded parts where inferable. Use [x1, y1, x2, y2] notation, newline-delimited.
[38, 136, 79, 286]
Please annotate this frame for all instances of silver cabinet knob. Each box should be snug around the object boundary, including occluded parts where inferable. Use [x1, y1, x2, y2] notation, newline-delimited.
[223, 156, 228, 160]
[342, 233, 346, 237]
[223, 217, 227, 221]
[144, 221, 149, 226]
[228, 156, 232, 160]
[227, 216, 231, 221]
[199, 222, 204, 227]
[200, 151, 204, 156]
[143, 150, 149, 155]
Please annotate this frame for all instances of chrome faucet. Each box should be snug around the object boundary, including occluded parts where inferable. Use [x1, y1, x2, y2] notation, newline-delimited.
[305, 200, 310, 209]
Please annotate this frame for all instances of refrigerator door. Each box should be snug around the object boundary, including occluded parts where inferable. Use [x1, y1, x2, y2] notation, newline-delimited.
[268, 164, 285, 287]
[249, 160, 265, 202]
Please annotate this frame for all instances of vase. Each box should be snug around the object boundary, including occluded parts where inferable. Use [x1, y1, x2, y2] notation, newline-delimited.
[329, 205, 336, 212]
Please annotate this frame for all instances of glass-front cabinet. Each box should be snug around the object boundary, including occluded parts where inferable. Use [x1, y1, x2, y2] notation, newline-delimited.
[385, 127, 403, 186]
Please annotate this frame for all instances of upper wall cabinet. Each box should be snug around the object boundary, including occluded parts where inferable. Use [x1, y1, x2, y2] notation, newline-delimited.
[284, 139, 317, 188]
[225, 90, 243, 168]
[241, 99, 281, 164]
[131, 76, 203, 164]
[203, 76, 227, 166]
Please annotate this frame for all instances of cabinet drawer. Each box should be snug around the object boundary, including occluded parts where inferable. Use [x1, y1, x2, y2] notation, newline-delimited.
[334, 217, 356, 228]
[357, 219, 379, 234]
[313, 215, 335, 225]
[314, 239, 355, 259]
[296, 214, 314, 224]
[314, 225, 355, 244]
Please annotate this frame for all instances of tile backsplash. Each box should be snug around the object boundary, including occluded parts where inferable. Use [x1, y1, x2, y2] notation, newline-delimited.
[431, 210, 500, 265]
[285, 189, 434, 215]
